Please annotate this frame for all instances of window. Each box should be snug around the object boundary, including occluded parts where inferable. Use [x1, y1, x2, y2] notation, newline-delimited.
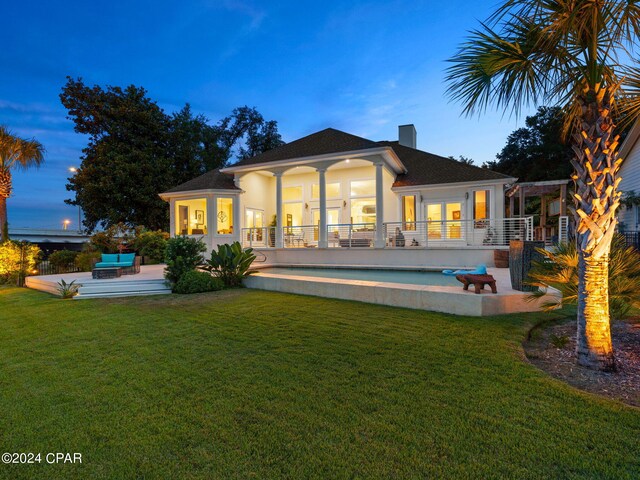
[473, 190, 490, 228]
[312, 182, 341, 199]
[216, 197, 234, 234]
[402, 195, 416, 230]
[283, 186, 302, 202]
[350, 179, 375, 197]
[283, 203, 303, 227]
[351, 198, 376, 224]
[175, 198, 207, 236]
[245, 209, 264, 243]
[427, 202, 463, 240]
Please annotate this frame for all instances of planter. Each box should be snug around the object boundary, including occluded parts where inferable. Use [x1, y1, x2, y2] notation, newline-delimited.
[509, 240, 545, 291]
[493, 249, 509, 268]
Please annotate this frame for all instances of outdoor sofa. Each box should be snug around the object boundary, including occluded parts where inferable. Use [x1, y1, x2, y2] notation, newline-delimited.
[91, 253, 141, 275]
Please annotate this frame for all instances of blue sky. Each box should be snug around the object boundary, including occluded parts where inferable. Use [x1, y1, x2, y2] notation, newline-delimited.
[1, 0, 534, 229]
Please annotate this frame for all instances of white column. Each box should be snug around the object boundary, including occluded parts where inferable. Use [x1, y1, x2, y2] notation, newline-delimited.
[169, 199, 176, 237]
[318, 167, 328, 248]
[233, 194, 241, 244]
[375, 162, 385, 248]
[206, 195, 217, 251]
[275, 172, 283, 248]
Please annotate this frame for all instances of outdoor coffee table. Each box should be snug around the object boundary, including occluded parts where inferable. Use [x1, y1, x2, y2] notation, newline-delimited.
[92, 267, 123, 279]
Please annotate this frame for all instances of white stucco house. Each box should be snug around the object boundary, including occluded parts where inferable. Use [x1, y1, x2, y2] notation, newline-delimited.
[159, 125, 525, 267]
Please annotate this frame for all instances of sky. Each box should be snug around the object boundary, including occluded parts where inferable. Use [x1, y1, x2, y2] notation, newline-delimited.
[0, 0, 536, 229]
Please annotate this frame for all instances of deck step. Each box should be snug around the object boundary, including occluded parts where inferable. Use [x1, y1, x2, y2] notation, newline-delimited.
[75, 289, 171, 299]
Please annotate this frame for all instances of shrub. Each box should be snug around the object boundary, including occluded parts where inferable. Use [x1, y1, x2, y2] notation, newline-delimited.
[173, 270, 224, 294]
[527, 234, 640, 319]
[134, 230, 169, 263]
[48, 250, 79, 270]
[0, 241, 41, 285]
[89, 223, 142, 253]
[164, 236, 207, 284]
[74, 249, 102, 272]
[203, 242, 257, 288]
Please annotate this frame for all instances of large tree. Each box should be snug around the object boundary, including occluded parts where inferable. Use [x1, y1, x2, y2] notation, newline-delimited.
[0, 126, 45, 241]
[485, 106, 573, 181]
[61, 78, 284, 232]
[446, 0, 640, 371]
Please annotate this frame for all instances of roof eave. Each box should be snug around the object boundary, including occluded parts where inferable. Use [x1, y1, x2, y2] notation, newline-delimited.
[391, 177, 516, 191]
[159, 188, 242, 200]
[221, 147, 407, 174]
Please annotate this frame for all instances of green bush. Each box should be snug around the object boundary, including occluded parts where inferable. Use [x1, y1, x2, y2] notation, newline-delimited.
[527, 234, 640, 319]
[164, 236, 207, 284]
[0, 241, 41, 285]
[203, 242, 257, 288]
[48, 250, 79, 270]
[134, 230, 169, 263]
[173, 270, 224, 294]
[74, 249, 102, 272]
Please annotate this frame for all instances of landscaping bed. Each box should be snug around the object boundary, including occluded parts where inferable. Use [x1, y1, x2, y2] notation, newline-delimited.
[525, 317, 640, 407]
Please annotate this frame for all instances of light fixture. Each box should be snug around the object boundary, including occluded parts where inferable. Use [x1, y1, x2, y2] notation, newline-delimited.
[345, 159, 350, 163]
[305, 203, 308, 210]
[343, 200, 347, 207]
[69, 167, 78, 173]
[62, 219, 71, 230]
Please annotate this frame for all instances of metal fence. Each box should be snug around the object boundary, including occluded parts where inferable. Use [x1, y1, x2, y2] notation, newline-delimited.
[32, 261, 82, 276]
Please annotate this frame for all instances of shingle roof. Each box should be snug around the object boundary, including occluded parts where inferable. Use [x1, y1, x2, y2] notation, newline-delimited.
[163, 128, 513, 194]
[377, 141, 513, 187]
[232, 128, 381, 167]
[164, 168, 238, 193]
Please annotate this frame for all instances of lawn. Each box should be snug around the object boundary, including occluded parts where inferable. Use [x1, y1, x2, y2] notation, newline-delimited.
[0, 287, 639, 479]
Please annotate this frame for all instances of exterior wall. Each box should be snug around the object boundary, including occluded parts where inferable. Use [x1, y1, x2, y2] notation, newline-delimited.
[619, 138, 640, 229]
[239, 171, 276, 225]
[255, 247, 499, 268]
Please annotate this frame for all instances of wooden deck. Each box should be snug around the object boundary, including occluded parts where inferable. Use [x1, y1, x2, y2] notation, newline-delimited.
[25, 265, 171, 299]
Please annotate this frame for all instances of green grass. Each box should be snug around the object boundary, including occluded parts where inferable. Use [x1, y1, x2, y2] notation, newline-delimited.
[0, 287, 638, 479]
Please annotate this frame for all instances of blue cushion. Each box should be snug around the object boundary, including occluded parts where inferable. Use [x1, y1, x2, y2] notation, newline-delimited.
[102, 253, 119, 263]
[442, 264, 488, 276]
[119, 253, 135, 264]
[95, 262, 122, 268]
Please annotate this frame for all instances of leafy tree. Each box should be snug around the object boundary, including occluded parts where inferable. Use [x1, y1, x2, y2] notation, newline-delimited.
[448, 155, 475, 166]
[484, 107, 573, 181]
[446, 0, 640, 371]
[61, 78, 284, 232]
[0, 126, 45, 241]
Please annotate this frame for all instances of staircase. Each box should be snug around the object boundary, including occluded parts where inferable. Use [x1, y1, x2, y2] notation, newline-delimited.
[74, 278, 172, 299]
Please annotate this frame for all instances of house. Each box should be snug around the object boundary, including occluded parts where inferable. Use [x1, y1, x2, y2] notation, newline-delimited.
[618, 119, 640, 232]
[159, 125, 522, 267]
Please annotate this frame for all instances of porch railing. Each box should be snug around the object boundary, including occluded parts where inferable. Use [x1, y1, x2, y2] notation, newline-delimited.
[241, 218, 536, 249]
[384, 217, 534, 248]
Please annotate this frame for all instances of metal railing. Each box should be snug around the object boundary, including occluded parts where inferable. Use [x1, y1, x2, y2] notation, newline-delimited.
[383, 217, 533, 248]
[241, 218, 541, 249]
[327, 223, 376, 248]
[241, 227, 276, 248]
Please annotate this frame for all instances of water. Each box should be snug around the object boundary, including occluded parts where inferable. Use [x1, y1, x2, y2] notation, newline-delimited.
[260, 267, 460, 286]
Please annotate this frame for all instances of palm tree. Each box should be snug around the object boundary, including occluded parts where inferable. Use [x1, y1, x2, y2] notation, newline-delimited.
[446, 0, 640, 371]
[0, 126, 45, 242]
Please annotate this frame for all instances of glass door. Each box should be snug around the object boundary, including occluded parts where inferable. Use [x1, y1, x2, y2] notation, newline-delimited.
[245, 209, 264, 244]
[312, 208, 341, 241]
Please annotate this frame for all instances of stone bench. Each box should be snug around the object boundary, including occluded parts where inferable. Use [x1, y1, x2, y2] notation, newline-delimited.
[455, 274, 498, 294]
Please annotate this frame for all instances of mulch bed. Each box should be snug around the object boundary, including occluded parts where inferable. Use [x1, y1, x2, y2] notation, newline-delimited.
[524, 318, 640, 407]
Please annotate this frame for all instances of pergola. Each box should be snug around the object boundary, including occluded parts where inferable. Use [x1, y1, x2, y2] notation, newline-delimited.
[506, 179, 571, 243]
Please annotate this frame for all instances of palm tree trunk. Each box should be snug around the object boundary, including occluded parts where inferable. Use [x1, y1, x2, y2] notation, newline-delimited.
[576, 251, 615, 370]
[0, 168, 10, 243]
[571, 85, 621, 371]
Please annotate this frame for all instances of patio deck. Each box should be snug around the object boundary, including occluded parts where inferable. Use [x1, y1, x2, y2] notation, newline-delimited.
[25, 265, 171, 299]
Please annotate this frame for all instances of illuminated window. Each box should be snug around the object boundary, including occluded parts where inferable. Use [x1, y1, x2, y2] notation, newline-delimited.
[351, 198, 376, 224]
[283, 186, 302, 202]
[402, 195, 416, 230]
[350, 179, 375, 197]
[216, 197, 234, 235]
[175, 198, 207, 236]
[473, 190, 490, 228]
[312, 182, 341, 199]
